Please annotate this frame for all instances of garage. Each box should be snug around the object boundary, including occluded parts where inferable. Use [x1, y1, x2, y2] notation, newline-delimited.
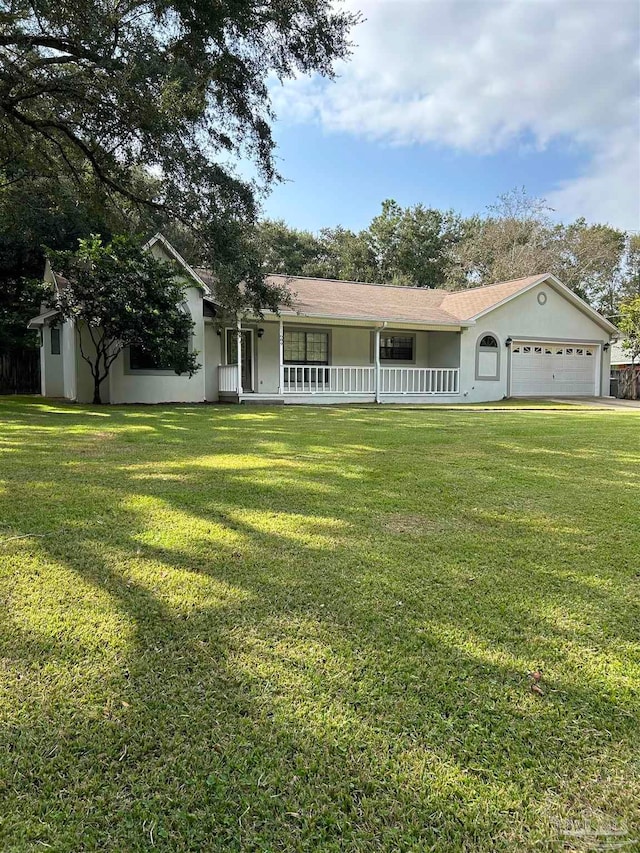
[510, 342, 598, 397]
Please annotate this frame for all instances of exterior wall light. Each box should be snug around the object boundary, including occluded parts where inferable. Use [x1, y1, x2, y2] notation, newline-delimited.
[505, 337, 513, 347]
[603, 342, 610, 351]
[257, 328, 265, 338]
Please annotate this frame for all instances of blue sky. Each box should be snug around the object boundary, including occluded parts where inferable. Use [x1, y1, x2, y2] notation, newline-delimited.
[264, 123, 589, 232]
[260, 0, 640, 233]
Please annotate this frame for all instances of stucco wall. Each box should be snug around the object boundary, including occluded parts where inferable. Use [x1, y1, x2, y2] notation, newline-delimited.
[331, 327, 431, 367]
[332, 327, 374, 366]
[253, 321, 280, 393]
[428, 332, 461, 368]
[602, 347, 612, 393]
[62, 320, 77, 400]
[41, 324, 65, 397]
[76, 323, 109, 403]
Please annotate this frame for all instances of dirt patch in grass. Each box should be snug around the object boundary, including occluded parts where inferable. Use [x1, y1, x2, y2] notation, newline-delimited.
[380, 513, 474, 536]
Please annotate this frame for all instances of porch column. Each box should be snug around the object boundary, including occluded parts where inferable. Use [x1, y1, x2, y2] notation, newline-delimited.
[236, 316, 243, 396]
[374, 327, 381, 403]
[278, 319, 284, 394]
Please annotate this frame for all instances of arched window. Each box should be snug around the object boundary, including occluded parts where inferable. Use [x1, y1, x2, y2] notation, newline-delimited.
[476, 333, 500, 380]
[479, 335, 498, 348]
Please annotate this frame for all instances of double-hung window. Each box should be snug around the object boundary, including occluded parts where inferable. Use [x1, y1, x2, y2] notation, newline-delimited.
[379, 335, 414, 361]
[283, 330, 329, 364]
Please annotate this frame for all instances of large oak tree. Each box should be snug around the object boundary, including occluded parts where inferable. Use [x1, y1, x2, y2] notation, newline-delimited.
[0, 0, 358, 303]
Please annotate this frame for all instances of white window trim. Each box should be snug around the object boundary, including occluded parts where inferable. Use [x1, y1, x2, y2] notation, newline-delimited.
[475, 332, 501, 381]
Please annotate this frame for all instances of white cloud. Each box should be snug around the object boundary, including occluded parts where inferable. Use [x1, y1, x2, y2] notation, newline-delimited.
[546, 126, 639, 227]
[272, 0, 640, 228]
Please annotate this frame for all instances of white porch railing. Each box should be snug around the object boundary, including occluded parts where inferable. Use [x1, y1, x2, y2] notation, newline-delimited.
[219, 364, 460, 396]
[380, 367, 459, 395]
[219, 363, 238, 392]
[282, 365, 459, 395]
[283, 365, 376, 394]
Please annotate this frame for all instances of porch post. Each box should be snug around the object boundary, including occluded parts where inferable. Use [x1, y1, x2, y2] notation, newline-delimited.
[374, 326, 381, 403]
[278, 318, 284, 395]
[236, 315, 243, 396]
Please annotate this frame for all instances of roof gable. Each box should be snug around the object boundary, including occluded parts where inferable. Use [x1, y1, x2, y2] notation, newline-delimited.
[143, 233, 211, 295]
[450, 273, 618, 335]
[439, 275, 549, 321]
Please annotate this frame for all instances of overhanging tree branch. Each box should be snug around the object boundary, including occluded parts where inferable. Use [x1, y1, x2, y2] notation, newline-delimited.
[1, 0, 359, 234]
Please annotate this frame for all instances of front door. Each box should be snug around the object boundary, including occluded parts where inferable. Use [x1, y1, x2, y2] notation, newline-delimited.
[226, 329, 253, 392]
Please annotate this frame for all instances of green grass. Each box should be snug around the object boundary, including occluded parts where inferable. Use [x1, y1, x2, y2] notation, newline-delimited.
[1, 397, 638, 851]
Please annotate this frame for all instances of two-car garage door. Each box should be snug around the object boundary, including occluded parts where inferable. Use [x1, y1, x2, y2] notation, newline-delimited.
[511, 342, 598, 397]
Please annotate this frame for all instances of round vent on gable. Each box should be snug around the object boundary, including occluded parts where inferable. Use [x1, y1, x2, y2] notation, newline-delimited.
[537, 291, 548, 305]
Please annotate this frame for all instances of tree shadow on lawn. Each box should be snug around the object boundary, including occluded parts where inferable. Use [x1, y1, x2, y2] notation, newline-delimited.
[1, 400, 639, 850]
[5, 525, 638, 851]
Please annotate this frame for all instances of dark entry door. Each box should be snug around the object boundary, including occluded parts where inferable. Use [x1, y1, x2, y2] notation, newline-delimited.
[226, 330, 253, 392]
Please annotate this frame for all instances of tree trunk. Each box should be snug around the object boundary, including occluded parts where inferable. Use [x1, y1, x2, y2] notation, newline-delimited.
[93, 374, 102, 404]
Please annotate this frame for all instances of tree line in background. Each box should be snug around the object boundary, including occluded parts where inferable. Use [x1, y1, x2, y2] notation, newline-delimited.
[2, 181, 639, 360]
[257, 189, 640, 321]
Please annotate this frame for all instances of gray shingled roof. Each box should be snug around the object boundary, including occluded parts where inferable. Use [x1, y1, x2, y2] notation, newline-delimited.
[263, 273, 549, 325]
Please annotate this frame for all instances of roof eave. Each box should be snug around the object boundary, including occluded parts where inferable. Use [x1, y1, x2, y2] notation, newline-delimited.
[28, 308, 60, 329]
[262, 307, 474, 329]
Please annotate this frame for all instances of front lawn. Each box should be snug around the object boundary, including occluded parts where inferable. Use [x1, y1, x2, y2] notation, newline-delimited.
[1, 398, 638, 851]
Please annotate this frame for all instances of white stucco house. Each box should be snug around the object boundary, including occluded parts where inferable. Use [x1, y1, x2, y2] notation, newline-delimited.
[29, 233, 618, 405]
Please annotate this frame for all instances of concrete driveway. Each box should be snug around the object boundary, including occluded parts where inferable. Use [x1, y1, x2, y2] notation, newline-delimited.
[550, 397, 640, 409]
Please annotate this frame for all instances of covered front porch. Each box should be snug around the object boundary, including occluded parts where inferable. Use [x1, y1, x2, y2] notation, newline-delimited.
[217, 318, 462, 404]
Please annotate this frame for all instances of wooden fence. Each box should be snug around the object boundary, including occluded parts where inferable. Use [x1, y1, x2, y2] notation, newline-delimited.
[616, 367, 640, 400]
[0, 349, 40, 394]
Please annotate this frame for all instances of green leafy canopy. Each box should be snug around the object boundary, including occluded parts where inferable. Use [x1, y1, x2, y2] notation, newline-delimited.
[1, 0, 359, 316]
[0, 0, 358, 227]
[619, 296, 640, 363]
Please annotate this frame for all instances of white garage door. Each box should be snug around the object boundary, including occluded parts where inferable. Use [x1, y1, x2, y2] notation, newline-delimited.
[511, 343, 597, 396]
